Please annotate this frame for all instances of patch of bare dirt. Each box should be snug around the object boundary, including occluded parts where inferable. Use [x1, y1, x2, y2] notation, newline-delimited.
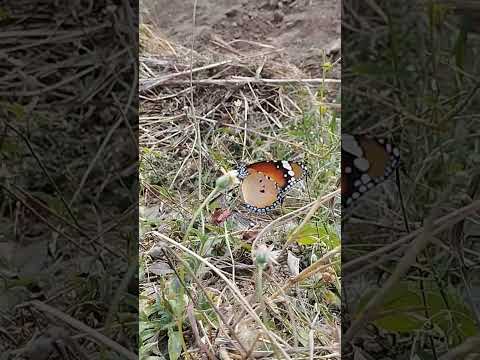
[141, 0, 341, 77]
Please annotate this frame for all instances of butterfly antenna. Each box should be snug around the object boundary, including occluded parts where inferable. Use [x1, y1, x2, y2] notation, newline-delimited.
[395, 166, 410, 233]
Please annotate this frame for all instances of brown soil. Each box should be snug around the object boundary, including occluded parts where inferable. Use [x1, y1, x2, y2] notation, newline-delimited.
[141, 0, 341, 77]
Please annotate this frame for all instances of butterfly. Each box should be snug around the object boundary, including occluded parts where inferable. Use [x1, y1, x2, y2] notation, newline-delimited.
[342, 133, 400, 209]
[237, 160, 307, 213]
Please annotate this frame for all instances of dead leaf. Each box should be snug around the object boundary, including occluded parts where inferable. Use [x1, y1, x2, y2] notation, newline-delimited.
[287, 251, 300, 276]
[242, 230, 259, 242]
[148, 261, 174, 276]
[210, 208, 232, 225]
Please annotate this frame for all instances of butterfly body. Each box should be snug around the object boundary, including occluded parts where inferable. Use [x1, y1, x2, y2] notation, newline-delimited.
[237, 160, 307, 213]
[342, 133, 400, 208]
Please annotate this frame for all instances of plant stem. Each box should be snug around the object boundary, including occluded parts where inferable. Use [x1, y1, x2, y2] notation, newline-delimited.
[183, 187, 219, 242]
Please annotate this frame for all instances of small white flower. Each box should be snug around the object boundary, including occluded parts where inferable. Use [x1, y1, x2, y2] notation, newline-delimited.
[215, 170, 240, 190]
[255, 244, 280, 269]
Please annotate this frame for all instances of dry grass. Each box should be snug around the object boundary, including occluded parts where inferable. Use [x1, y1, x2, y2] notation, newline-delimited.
[342, 1, 480, 358]
[138, 25, 341, 360]
[0, 1, 138, 358]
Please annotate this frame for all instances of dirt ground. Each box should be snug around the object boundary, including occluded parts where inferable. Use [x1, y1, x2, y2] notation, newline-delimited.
[141, 0, 341, 77]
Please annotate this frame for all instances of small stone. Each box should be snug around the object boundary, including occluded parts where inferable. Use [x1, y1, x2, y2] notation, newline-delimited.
[269, 0, 279, 8]
[273, 10, 284, 23]
[225, 8, 239, 17]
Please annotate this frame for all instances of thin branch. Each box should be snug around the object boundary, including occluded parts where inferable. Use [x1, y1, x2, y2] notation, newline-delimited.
[343, 200, 480, 273]
[142, 77, 340, 88]
[24, 301, 136, 360]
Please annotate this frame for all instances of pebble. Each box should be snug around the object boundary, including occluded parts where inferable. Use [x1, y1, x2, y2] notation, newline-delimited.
[273, 10, 284, 23]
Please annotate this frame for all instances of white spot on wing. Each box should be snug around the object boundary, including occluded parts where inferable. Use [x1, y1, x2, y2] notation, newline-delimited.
[281, 161, 292, 171]
[361, 174, 371, 184]
[343, 134, 364, 157]
[354, 158, 370, 172]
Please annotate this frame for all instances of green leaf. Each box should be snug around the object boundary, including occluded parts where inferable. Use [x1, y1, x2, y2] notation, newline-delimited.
[0, 7, 10, 21]
[1, 101, 25, 120]
[453, 26, 467, 80]
[329, 115, 338, 134]
[323, 289, 341, 307]
[296, 327, 310, 347]
[323, 228, 340, 249]
[355, 285, 425, 332]
[167, 329, 182, 360]
[290, 223, 319, 245]
[429, 3, 451, 27]
[291, 223, 340, 249]
[355, 282, 477, 342]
